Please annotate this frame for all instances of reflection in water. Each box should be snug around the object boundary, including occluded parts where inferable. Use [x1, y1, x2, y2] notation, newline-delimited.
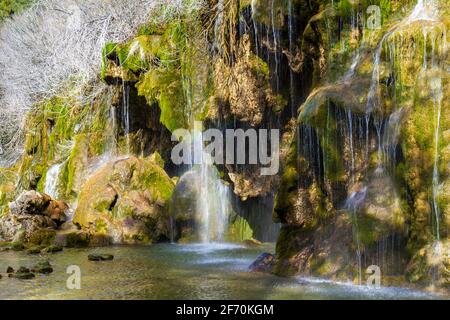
[0, 244, 443, 300]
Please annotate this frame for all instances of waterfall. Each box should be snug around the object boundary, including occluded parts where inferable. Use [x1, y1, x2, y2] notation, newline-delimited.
[407, 0, 438, 23]
[382, 108, 404, 172]
[44, 163, 63, 199]
[343, 50, 360, 82]
[367, 0, 439, 114]
[122, 82, 131, 154]
[431, 74, 442, 242]
[213, 0, 225, 54]
[191, 125, 231, 243]
[271, 0, 280, 92]
[288, 0, 295, 116]
[346, 185, 367, 285]
[251, 0, 259, 57]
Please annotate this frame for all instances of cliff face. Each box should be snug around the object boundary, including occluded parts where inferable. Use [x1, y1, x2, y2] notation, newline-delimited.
[270, 0, 449, 287]
[0, 0, 448, 289]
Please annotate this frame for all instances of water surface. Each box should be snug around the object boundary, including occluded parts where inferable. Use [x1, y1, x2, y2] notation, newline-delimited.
[0, 244, 443, 300]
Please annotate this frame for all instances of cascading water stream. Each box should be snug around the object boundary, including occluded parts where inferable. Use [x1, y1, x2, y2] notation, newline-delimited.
[213, 0, 225, 54]
[270, 0, 280, 92]
[191, 126, 231, 243]
[121, 82, 131, 154]
[288, 0, 295, 115]
[407, 0, 438, 24]
[344, 0, 442, 284]
[44, 163, 63, 199]
[346, 186, 367, 285]
[431, 74, 443, 244]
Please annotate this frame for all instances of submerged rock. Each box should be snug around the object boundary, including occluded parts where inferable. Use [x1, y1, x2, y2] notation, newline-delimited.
[249, 253, 275, 273]
[6, 266, 14, 274]
[16, 267, 30, 274]
[88, 254, 114, 261]
[41, 245, 63, 254]
[27, 245, 45, 254]
[31, 261, 53, 274]
[9, 272, 35, 280]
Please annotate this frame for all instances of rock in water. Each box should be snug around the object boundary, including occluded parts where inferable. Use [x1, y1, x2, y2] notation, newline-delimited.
[42, 245, 63, 253]
[88, 254, 114, 261]
[9, 266, 36, 280]
[9, 273, 35, 280]
[249, 253, 275, 273]
[31, 261, 53, 274]
[6, 266, 14, 273]
[17, 267, 30, 273]
[27, 246, 44, 254]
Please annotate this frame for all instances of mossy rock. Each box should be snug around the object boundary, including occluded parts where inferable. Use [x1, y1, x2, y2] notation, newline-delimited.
[41, 245, 63, 254]
[27, 245, 45, 255]
[73, 156, 174, 244]
[28, 229, 56, 246]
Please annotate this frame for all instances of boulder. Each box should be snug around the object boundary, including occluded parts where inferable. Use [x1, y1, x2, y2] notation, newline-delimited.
[73, 156, 174, 244]
[249, 253, 276, 273]
[170, 171, 200, 241]
[0, 190, 69, 243]
[0, 213, 57, 243]
[9, 191, 51, 216]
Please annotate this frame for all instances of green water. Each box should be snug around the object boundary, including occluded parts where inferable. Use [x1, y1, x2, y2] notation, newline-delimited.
[0, 243, 443, 300]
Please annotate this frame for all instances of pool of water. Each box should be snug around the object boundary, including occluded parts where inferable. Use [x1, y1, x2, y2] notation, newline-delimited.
[0, 243, 445, 300]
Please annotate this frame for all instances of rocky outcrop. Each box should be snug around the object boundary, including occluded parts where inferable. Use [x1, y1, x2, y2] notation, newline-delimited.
[73, 156, 175, 244]
[0, 190, 68, 243]
[272, 0, 449, 289]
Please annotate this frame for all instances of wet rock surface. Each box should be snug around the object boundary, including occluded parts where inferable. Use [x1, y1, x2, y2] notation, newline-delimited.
[88, 254, 114, 261]
[249, 253, 276, 273]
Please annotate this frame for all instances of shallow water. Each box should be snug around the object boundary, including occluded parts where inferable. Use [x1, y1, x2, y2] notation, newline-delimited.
[0, 244, 444, 300]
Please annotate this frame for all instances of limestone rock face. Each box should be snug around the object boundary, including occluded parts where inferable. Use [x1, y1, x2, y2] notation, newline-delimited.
[73, 156, 175, 244]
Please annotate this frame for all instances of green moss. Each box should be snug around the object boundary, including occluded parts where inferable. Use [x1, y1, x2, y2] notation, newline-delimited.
[28, 229, 56, 246]
[0, 0, 34, 22]
[225, 215, 254, 242]
[310, 258, 334, 275]
[131, 159, 174, 201]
